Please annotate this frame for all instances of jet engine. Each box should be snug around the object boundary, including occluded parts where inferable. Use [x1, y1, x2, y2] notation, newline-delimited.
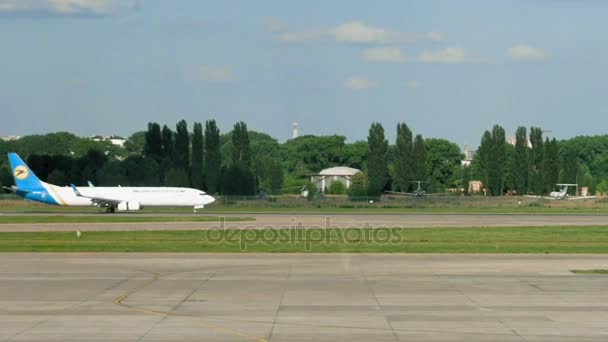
[117, 201, 142, 211]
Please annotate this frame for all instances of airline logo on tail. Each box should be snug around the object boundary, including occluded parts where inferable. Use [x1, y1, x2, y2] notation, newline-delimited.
[13, 166, 29, 180]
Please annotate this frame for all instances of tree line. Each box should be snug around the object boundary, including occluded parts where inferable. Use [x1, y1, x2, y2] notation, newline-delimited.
[1, 121, 607, 196]
[471, 125, 599, 195]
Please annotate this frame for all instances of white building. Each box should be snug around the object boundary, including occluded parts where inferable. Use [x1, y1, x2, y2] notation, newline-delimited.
[0, 135, 21, 141]
[91, 135, 126, 147]
[310, 166, 361, 192]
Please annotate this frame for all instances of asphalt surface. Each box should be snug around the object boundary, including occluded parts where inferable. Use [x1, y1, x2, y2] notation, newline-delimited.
[2, 213, 608, 232]
[1, 253, 608, 341]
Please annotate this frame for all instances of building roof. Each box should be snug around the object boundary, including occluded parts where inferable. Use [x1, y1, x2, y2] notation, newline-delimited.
[317, 166, 361, 176]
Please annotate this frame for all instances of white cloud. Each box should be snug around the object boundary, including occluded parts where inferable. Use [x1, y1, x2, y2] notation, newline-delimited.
[0, 0, 140, 15]
[343, 76, 377, 90]
[332, 21, 415, 44]
[417, 47, 466, 64]
[198, 66, 234, 83]
[426, 31, 443, 42]
[508, 44, 546, 62]
[362, 47, 406, 63]
[279, 21, 419, 44]
[363, 47, 468, 64]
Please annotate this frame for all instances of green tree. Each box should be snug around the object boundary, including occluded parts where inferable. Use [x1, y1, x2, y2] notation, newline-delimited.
[462, 165, 471, 195]
[191, 122, 204, 190]
[47, 169, 69, 186]
[161, 125, 174, 160]
[328, 180, 347, 195]
[97, 160, 129, 186]
[561, 146, 579, 185]
[231, 121, 252, 167]
[543, 138, 560, 193]
[125, 131, 146, 156]
[348, 172, 368, 199]
[393, 123, 413, 192]
[174, 120, 190, 177]
[342, 141, 368, 170]
[254, 155, 284, 193]
[165, 168, 190, 187]
[412, 134, 427, 181]
[225, 121, 254, 195]
[528, 127, 544, 194]
[367, 123, 388, 197]
[123, 156, 160, 186]
[487, 125, 506, 196]
[513, 126, 529, 194]
[476, 130, 492, 192]
[204, 120, 222, 194]
[144, 122, 162, 160]
[282, 135, 346, 176]
[425, 139, 463, 193]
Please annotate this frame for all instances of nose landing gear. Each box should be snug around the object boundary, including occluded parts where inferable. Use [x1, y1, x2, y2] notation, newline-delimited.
[105, 207, 115, 214]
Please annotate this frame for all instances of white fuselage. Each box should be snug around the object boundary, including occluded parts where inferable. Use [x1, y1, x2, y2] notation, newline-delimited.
[43, 182, 215, 208]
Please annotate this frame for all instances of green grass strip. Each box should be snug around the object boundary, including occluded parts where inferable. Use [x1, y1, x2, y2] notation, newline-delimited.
[0, 215, 253, 224]
[1, 226, 608, 253]
[571, 269, 608, 274]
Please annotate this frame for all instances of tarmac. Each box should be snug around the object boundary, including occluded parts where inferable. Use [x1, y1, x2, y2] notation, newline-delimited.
[1, 253, 608, 341]
[2, 213, 608, 232]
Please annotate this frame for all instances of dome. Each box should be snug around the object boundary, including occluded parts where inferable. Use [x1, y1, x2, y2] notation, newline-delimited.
[318, 166, 361, 176]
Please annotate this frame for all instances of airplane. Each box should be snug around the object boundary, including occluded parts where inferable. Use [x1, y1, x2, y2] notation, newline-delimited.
[4, 152, 215, 213]
[523, 183, 596, 201]
[385, 181, 431, 197]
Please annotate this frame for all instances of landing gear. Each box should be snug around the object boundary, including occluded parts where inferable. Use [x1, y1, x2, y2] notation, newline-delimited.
[105, 207, 115, 214]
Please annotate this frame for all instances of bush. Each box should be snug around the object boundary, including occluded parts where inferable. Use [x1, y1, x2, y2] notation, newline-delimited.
[328, 181, 346, 195]
[348, 172, 368, 199]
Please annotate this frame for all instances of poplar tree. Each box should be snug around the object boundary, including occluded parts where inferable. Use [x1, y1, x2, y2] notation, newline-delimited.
[232, 121, 252, 167]
[161, 125, 174, 160]
[488, 125, 506, 196]
[393, 123, 413, 192]
[367, 122, 388, 197]
[543, 138, 560, 192]
[226, 121, 254, 195]
[528, 127, 544, 194]
[174, 120, 190, 175]
[144, 122, 162, 159]
[204, 120, 221, 194]
[191, 122, 204, 190]
[476, 130, 492, 193]
[412, 134, 427, 181]
[513, 126, 528, 194]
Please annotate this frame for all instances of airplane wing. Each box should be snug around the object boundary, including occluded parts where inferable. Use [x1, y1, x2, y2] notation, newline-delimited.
[71, 184, 122, 207]
[2, 186, 16, 192]
[523, 195, 554, 200]
[567, 196, 597, 201]
[384, 191, 418, 196]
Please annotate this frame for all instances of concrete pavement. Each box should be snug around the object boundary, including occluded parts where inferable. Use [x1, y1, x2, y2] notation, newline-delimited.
[1, 254, 608, 341]
[3, 213, 608, 231]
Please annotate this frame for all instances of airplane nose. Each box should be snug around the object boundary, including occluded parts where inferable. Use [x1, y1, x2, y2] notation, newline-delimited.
[205, 195, 215, 205]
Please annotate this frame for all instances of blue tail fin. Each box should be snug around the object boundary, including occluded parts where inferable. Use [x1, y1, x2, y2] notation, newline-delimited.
[7, 153, 45, 190]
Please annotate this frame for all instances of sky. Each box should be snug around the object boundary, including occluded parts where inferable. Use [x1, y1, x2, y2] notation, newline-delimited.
[0, 0, 607, 147]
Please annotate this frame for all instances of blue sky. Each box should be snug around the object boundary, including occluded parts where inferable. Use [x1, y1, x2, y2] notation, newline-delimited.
[1, 0, 607, 147]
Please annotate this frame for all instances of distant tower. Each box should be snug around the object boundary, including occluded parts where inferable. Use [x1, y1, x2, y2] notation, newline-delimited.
[292, 122, 299, 139]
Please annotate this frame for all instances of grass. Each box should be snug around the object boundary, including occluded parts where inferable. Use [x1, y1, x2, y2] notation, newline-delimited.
[1, 226, 608, 253]
[0, 215, 254, 224]
[571, 269, 608, 274]
[2, 196, 608, 214]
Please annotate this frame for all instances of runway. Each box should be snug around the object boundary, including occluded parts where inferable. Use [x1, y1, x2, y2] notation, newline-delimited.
[2, 213, 608, 232]
[1, 253, 608, 341]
